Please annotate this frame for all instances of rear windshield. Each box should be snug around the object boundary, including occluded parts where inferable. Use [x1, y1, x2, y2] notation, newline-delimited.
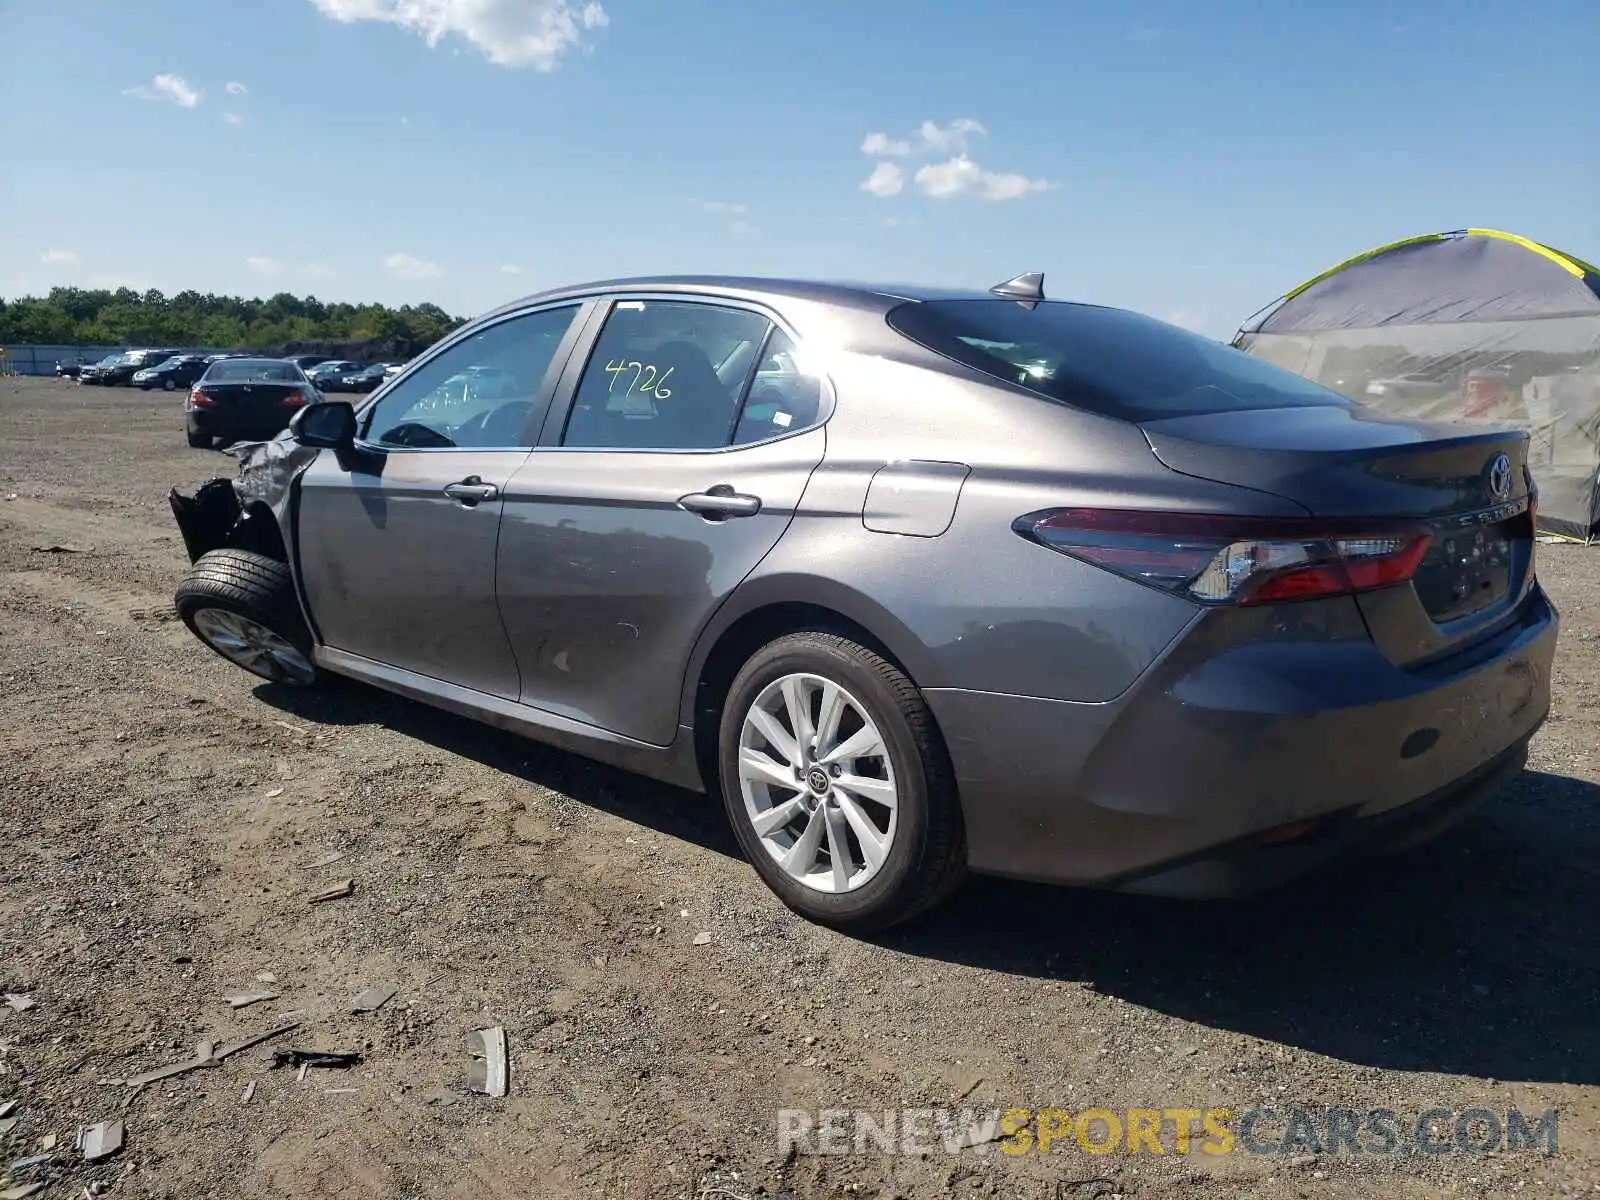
[205, 360, 301, 382]
[886, 299, 1348, 422]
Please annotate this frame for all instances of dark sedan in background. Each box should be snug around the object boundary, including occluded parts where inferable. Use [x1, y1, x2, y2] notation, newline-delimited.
[134, 354, 212, 391]
[185, 357, 322, 448]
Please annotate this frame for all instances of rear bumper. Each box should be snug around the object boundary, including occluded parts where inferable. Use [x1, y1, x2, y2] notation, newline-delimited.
[187, 409, 293, 440]
[926, 586, 1558, 894]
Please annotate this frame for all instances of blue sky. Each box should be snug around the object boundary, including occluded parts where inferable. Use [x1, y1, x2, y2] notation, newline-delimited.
[1, 0, 1594, 338]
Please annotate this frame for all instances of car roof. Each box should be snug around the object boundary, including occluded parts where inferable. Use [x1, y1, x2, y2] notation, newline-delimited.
[476, 275, 1015, 324]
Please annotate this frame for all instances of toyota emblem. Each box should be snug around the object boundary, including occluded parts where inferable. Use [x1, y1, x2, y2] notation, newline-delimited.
[1486, 453, 1513, 501]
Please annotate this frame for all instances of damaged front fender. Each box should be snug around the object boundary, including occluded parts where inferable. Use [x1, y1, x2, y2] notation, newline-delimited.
[168, 434, 324, 564]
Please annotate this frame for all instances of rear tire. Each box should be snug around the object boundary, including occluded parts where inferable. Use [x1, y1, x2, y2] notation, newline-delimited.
[185, 422, 210, 448]
[163, 378, 176, 391]
[175, 549, 322, 687]
[717, 631, 966, 933]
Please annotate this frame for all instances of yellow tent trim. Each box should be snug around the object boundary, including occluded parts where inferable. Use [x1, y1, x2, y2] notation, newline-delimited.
[1465, 228, 1587, 279]
[1279, 233, 1448, 302]
[1277, 228, 1596, 306]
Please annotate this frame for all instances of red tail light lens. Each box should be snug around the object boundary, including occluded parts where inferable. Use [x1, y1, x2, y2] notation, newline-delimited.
[1019, 509, 1432, 606]
[278, 387, 310, 408]
[189, 387, 217, 409]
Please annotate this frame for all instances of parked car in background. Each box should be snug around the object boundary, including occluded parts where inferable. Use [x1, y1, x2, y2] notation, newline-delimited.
[164, 272, 1556, 932]
[185, 357, 322, 448]
[55, 357, 96, 379]
[134, 354, 212, 391]
[306, 360, 364, 387]
[96, 349, 182, 387]
[329, 363, 394, 393]
[78, 352, 132, 385]
[283, 354, 333, 373]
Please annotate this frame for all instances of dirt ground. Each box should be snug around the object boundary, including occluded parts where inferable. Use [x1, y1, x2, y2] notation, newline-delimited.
[1, 374, 1598, 1200]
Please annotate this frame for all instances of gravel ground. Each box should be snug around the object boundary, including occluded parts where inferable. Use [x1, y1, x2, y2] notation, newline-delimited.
[1, 374, 1598, 1200]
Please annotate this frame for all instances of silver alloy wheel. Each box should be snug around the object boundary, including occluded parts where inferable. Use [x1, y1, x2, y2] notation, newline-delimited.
[190, 607, 316, 685]
[737, 671, 898, 894]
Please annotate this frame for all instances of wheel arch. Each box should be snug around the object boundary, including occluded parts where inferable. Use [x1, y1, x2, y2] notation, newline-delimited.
[684, 580, 940, 795]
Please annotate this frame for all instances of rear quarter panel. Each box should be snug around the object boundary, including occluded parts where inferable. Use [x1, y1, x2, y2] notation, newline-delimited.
[701, 350, 1312, 704]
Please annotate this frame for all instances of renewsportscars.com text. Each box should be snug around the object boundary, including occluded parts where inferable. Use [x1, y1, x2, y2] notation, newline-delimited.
[777, 1105, 1559, 1158]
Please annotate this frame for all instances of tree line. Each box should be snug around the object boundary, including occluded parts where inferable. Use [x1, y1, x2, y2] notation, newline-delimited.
[0, 287, 466, 352]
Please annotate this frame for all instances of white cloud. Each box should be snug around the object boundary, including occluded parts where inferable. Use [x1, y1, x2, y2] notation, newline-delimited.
[123, 73, 200, 108]
[915, 118, 986, 155]
[730, 219, 755, 236]
[247, 256, 284, 275]
[41, 250, 79, 266]
[386, 252, 442, 280]
[691, 199, 746, 215]
[500, 263, 522, 275]
[223, 112, 244, 125]
[226, 80, 249, 95]
[306, 263, 336, 279]
[860, 132, 911, 157]
[913, 155, 1051, 201]
[309, 0, 608, 70]
[860, 161, 904, 198]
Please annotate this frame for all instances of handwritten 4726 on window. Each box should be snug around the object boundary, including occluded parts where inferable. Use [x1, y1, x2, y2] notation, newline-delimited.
[604, 359, 674, 399]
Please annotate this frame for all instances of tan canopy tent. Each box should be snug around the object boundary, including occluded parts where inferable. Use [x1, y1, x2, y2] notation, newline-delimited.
[1234, 229, 1600, 541]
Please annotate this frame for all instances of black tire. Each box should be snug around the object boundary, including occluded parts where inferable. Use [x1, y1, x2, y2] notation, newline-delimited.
[185, 422, 210, 448]
[174, 549, 322, 687]
[162, 378, 176, 391]
[717, 631, 966, 933]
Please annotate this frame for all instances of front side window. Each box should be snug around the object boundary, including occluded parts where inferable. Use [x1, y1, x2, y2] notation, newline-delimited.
[361, 305, 579, 450]
[887, 299, 1351, 422]
[561, 300, 771, 450]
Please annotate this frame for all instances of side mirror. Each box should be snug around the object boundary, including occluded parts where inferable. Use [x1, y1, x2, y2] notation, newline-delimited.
[290, 401, 357, 451]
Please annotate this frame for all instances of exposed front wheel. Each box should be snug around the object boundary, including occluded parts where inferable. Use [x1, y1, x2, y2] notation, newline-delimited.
[175, 549, 321, 687]
[717, 632, 966, 932]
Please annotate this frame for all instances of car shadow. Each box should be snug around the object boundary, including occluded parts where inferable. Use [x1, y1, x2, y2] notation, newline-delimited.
[251, 677, 742, 861]
[244, 677, 1600, 1085]
[882, 769, 1600, 1086]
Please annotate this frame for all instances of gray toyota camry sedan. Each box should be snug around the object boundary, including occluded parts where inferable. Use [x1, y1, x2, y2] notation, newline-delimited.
[167, 273, 1557, 931]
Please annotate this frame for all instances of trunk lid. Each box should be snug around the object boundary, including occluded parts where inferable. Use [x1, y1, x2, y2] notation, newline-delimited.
[1140, 404, 1536, 665]
[195, 381, 305, 421]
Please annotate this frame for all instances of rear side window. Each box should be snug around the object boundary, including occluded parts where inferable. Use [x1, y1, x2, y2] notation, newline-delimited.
[886, 299, 1349, 422]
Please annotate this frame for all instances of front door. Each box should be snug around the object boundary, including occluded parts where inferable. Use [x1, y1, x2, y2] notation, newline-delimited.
[294, 302, 588, 698]
[496, 298, 830, 744]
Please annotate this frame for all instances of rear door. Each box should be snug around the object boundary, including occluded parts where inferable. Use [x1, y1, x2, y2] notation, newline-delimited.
[293, 302, 591, 698]
[495, 296, 830, 744]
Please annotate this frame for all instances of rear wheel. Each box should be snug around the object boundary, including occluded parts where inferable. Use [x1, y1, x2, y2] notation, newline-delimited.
[185, 421, 210, 448]
[175, 549, 321, 687]
[162, 378, 176, 391]
[717, 632, 966, 932]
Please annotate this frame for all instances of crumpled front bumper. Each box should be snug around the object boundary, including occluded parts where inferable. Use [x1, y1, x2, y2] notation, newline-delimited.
[169, 478, 241, 563]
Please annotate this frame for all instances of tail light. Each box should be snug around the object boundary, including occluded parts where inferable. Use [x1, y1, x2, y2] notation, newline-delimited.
[278, 386, 312, 409]
[1017, 508, 1432, 606]
[189, 387, 217, 409]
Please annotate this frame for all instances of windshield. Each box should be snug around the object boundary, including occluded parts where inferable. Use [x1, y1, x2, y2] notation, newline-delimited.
[886, 299, 1350, 422]
[204, 360, 303, 383]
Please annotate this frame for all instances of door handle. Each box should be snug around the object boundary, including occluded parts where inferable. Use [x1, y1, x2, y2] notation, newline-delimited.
[679, 484, 762, 520]
[442, 476, 500, 505]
